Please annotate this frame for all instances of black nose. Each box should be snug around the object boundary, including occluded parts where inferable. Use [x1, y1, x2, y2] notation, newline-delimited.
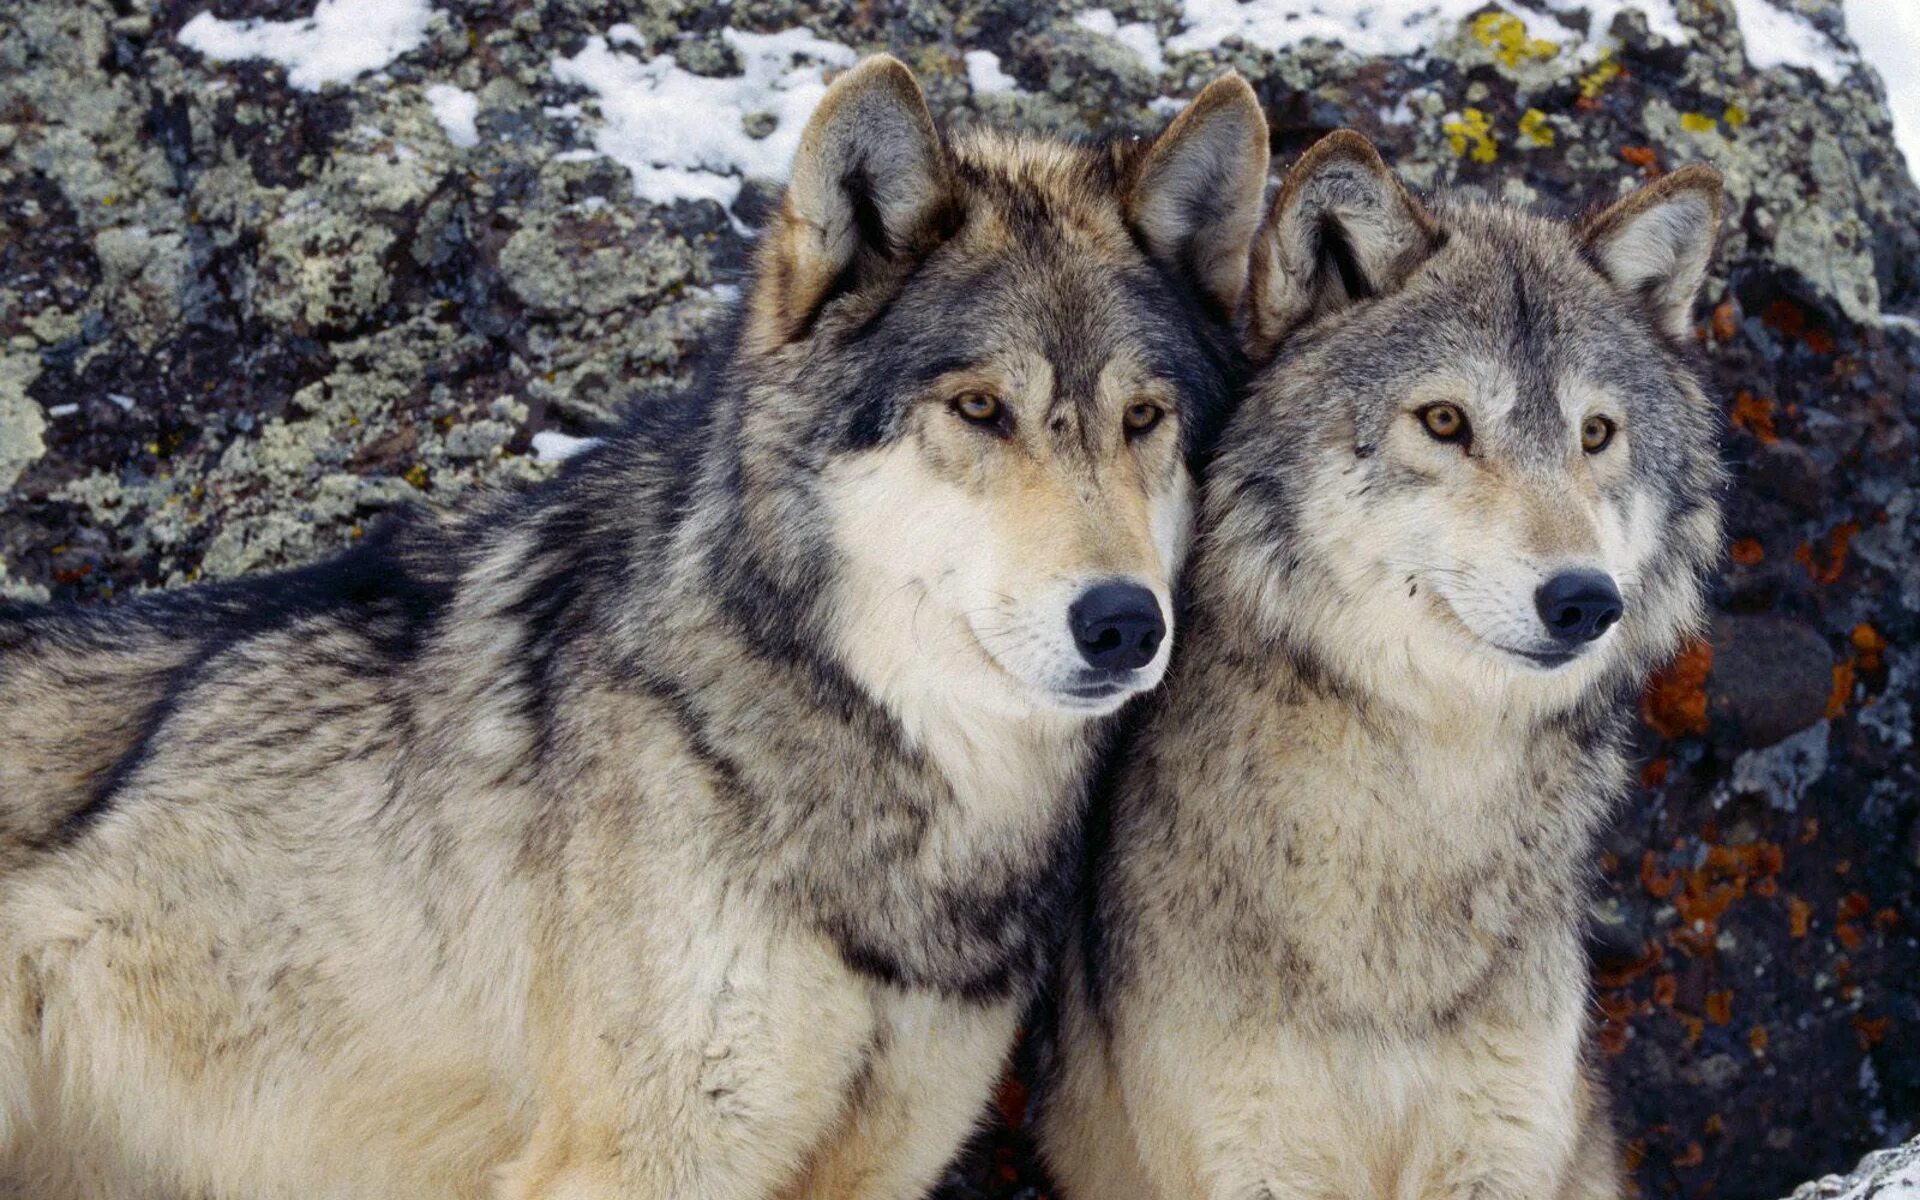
[1069, 582, 1166, 672]
[1534, 571, 1623, 645]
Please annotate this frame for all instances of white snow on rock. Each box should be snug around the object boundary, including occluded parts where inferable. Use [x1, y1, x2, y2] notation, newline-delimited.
[1164, 0, 1686, 61]
[964, 49, 1021, 95]
[530, 431, 602, 463]
[1786, 1138, 1920, 1200]
[425, 83, 480, 148]
[177, 0, 434, 91]
[550, 28, 858, 214]
[1843, 0, 1920, 180]
[1074, 9, 1168, 75]
[1729, 0, 1846, 83]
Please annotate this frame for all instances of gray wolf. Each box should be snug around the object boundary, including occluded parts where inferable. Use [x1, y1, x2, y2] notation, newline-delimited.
[1038, 131, 1725, 1200]
[0, 57, 1269, 1200]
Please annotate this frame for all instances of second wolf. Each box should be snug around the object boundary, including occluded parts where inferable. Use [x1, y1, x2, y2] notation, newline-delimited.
[0, 59, 1270, 1199]
[1040, 133, 1725, 1199]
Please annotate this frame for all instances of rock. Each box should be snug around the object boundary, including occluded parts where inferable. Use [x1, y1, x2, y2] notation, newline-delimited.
[1784, 1137, 1920, 1199]
[1707, 614, 1836, 751]
[0, 354, 45, 490]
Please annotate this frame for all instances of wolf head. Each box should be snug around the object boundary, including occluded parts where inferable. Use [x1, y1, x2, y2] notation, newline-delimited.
[1207, 132, 1724, 718]
[721, 58, 1267, 720]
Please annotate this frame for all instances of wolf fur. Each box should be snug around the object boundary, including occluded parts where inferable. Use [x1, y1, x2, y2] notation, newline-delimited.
[0, 58, 1270, 1200]
[1038, 132, 1726, 1200]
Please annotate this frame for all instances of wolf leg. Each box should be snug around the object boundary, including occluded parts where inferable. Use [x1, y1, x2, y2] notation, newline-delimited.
[1552, 1072, 1623, 1200]
[1411, 1011, 1586, 1200]
[786, 992, 1019, 1200]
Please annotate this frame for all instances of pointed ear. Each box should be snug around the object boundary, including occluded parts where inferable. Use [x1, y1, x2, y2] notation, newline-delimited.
[1579, 164, 1723, 339]
[1245, 130, 1441, 361]
[1126, 74, 1271, 316]
[748, 56, 955, 352]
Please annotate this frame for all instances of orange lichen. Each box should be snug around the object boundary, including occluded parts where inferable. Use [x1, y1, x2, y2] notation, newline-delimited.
[1705, 990, 1733, 1026]
[1640, 851, 1679, 900]
[1652, 973, 1678, 1007]
[1642, 639, 1713, 738]
[1788, 896, 1813, 938]
[1640, 757, 1671, 788]
[1828, 660, 1856, 720]
[1853, 1016, 1891, 1048]
[1711, 300, 1740, 341]
[1728, 537, 1765, 566]
[1748, 1025, 1769, 1053]
[1729, 390, 1778, 443]
[1673, 1142, 1704, 1168]
[1798, 521, 1860, 586]
[1594, 940, 1663, 989]
[1598, 1020, 1631, 1056]
[1620, 144, 1660, 174]
[1852, 623, 1887, 671]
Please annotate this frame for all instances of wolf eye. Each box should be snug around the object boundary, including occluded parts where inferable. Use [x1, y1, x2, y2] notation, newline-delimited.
[951, 392, 1005, 429]
[1123, 401, 1164, 436]
[1582, 415, 1617, 454]
[1418, 403, 1470, 445]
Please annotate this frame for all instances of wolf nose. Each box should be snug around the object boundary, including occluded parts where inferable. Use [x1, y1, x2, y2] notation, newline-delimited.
[1069, 582, 1166, 672]
[1535, 571, 1623, 645]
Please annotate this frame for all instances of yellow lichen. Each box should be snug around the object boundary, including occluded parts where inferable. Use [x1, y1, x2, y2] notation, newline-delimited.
[1722, 103, 1749, 128]
[1579, 52, 1622, 100]
[1680, 111, 1718, 134]
[1443, 108, 1498, 163]
[1471, 11, 1559, 67]
[1518, 108, 1555, 147]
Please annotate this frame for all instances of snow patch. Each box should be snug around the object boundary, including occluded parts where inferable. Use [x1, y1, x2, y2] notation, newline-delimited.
[1074, 10, 1168, 75]
[1730, 0, 1847, 83]
[550, 28, 857, 215]
[1162, 0, 1685, 61]
[530, 431, 602, 463]
[964, 50, 1021, 95]
[425, 83, 480, 149]
[1843, 0, 1920, 181]
[177, 0, 434, 91]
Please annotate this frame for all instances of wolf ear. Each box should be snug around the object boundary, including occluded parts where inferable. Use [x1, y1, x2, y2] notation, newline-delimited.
[748, 56, 955, 352]
[1579, 165, 1723, 339]
[1245, 130, 1440, 361]
[1126, 74, 1271, 316]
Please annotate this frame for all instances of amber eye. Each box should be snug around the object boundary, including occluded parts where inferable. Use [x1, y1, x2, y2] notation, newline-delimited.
[1582, 414, 1617, 454]
[1123, 401, 1164, 436]
[951, 392, 1003, 426]
[1418, 403, 1470, 445]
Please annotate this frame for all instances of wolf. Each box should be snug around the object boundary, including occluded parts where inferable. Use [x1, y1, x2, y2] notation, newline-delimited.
[0, 57, 1271, 1200]
[1038, 131, 1725, 1200]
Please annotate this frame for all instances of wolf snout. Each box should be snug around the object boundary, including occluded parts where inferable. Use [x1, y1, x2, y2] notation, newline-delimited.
[1069, 581, 1165, 671]
[1534, 571, 1623, 646]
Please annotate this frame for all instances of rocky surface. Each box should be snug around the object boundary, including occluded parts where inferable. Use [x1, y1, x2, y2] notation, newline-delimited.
[0, 0, 1915, 1197]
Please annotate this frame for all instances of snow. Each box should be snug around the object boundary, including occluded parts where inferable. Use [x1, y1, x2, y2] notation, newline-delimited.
[550, 28, 858, 214]
[1164, 0, 1687, 61]
[1844, 0, 1920, 179]
[425, 83, 480, 149]
[1074, 10, 1168, 75]
[964, 50, 1021, 96]
[1729, 0, 1846, 83]
[177, 0, 433, 91]
[530, 431, 602, 463]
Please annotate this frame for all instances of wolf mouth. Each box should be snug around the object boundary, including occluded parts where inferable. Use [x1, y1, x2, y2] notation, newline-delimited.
[1503, 646, 1579, 670]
